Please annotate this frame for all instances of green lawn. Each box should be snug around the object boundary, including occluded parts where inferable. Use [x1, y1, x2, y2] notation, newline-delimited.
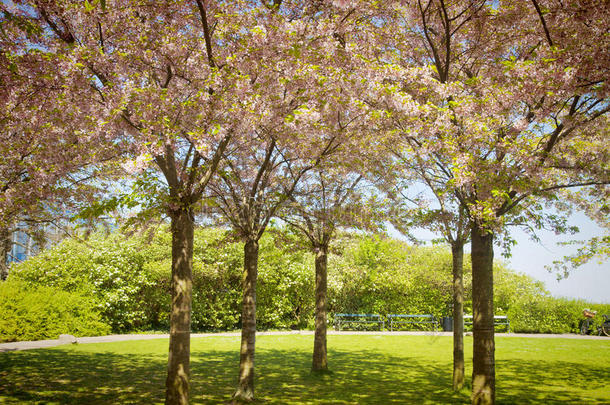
[1, 334, 608, 404]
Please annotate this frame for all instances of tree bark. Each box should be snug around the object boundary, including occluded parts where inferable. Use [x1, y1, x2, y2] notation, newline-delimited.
[233, 238, 259, 402]
[452, 240, 465, 391]
[165, 208, 194, 405]
[0, 226, 12, 281]
[471, 225, 495, 405]
[312, 244, 328, 372]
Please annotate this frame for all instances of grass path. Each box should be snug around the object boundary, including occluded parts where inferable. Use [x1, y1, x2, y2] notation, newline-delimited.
[1, 334, 608, 404]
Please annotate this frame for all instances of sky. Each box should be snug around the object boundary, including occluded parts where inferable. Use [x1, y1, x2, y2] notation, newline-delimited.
[506, 213, 609, 304]
[390, 213, 609, 304]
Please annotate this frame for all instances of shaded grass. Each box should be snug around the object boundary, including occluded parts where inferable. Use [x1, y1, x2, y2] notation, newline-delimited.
[1, 334, 609, 404]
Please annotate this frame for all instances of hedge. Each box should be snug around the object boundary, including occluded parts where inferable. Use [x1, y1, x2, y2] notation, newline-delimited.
[6, 226, 608, 337]
[0, 280, 110, 342]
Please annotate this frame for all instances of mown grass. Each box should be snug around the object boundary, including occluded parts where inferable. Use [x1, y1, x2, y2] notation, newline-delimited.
[1, 334, 608, 404]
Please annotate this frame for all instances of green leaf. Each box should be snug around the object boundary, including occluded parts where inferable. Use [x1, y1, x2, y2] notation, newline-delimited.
[84, 0, 95, 13]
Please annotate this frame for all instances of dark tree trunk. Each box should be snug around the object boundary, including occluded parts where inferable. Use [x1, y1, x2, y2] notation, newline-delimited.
[452, 240, 465, 391]
[233, 238, 259, 402]
[471, 225, 495, 405]
[165, 208, 194, 405]
[312, 244, 328, 372]
[0, 226, 11, 281]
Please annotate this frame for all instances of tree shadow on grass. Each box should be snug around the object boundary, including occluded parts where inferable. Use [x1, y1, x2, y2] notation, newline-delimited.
[191, 347, 469, 404]
[1, 346, 608, 404]
[0, 349, 167, 404]
[496, 359, 609, 405]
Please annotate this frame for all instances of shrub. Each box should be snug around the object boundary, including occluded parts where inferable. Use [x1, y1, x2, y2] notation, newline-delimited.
[328, 236, 464, 320]
[493, 265, 548, 315]
[508, 296, 610, 334]
[256, 233, 314, 330]
[189, 228, 243, 331]
[0, 280, 110, 342]
[9, 226, 607, 335]
[136, 227, 317, 331]
[10, 233, 158, 332]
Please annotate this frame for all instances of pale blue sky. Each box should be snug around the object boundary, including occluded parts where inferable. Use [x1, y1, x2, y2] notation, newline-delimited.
[390, 213, 609, 304]
[507, 213, 609, 304]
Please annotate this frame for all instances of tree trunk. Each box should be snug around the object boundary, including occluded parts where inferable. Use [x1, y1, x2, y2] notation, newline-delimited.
[0, 226, 12, 281]
[165, 208, 194, 405]
[312, 244, 328, 372]
[471, 225, 495, 405]
[233, 238, 259, 402]
[452, 240, 465, 391]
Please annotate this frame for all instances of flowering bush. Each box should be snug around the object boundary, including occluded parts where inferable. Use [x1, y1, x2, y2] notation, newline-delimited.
[10, 233, 156, 332]
[8, 227, 606, 335]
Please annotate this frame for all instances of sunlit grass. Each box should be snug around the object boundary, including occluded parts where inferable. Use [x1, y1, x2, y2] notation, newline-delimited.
[1, 335, 608, 404]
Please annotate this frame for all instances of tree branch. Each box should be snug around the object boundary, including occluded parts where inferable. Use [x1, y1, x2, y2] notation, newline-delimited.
[530, 0, 554, 47]
[193, 132, 232, 199]
[194, 0, 216, 69]
[250, 137, 277, 202]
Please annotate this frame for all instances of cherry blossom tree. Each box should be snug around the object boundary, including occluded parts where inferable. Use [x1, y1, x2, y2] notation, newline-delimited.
[344, 1, 609, 403]
[0, 10, 120, 279]
[451, 3, 608, 402]
[283, 170, 361, 373]
[207, 131, 342, 400]
[204, 46, 360, 398]
[368, 0, 489, 393]
[197, 2, 394, 399]
[326, 0, 477, 391]
[0, 1, 313, 403]
[256, 0, 407, 378]
[384, 159, 471, 390]
[280, 157, 386, 372]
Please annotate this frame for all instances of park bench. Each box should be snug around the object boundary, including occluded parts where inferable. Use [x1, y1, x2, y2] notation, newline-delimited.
[334, 313, 384, 331]
[463, 315, 510, 332]
[387, 314, 438, 331]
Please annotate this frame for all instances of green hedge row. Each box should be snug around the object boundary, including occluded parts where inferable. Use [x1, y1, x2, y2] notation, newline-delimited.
[508, 296, 610, 334]
[8, 228, 316, 333]
[5, 226, 609, 339]
[0, 280, 110, 342]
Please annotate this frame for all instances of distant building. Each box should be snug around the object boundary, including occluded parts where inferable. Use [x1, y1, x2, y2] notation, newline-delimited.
[9, 226, 32, 262]
[7, 221, 64, 264]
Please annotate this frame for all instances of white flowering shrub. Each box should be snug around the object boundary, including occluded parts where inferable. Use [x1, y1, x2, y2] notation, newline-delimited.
[9, 227, 604, 334]
[10, 233, 156, 332]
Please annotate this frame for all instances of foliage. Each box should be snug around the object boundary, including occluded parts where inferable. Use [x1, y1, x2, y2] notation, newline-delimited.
[137, 227, 316, 331]
[508, 297, 610, 335]
[493, 265, 549, 315]
[0, 279, 110, 342]
[10, 233, 157, 332]
[8, 227, 608, 336]
[328, 235, 460, 318]
[8, 227, 316, 333]
[548, 236, 610, 279]
[256, 233, 315, 330]
[141, 227, 244, 332]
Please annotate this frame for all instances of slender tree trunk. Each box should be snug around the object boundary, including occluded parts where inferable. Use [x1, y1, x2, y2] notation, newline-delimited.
[0, 226, 12, 281]
[165, 208, 194, 405]
[452, 240, 465, 391]
[233, 238, 259, 402]
[312, 244, 328, 372]
[471, 225, 495, 405]
[25, 230, 34, 257]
